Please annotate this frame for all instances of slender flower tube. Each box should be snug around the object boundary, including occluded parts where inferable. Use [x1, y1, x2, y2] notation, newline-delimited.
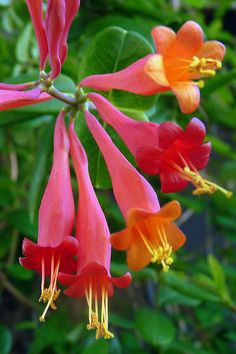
[45, 0, 66, 79]
[26, 0, 48, 69]
[87, 93, 231, 197]
[80, 21, 225, 113]
[20, 111, 79, 321]
[0, 88, 51, 111]
[0, 82, 34, 91]
[58, 120, 131, 340]
[85, 110, 186, 272]
[59, 0, 80, 64]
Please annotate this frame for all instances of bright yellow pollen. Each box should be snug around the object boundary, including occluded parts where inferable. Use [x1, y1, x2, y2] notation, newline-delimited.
[189, 56, 222, 76]
[85, 281, 113, 340]
[139, 224, 174, 272]
[39, 256, 61, 322]
[182, 166, 232, 198]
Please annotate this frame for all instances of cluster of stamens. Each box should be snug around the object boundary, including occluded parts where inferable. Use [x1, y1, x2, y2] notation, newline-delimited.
[170, 154, 232, 198]
[139, 222, 174, 272]
[39, 255, 61, 322]
[85, 281, 113, 340]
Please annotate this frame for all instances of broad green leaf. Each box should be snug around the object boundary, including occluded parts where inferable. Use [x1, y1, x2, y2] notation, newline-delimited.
[135, 308, 176, 347]
[109, 313, 134, 330]
[78, 26, 156, 115]
[0, 325, 12, 354]
[158, 286, 201, 307]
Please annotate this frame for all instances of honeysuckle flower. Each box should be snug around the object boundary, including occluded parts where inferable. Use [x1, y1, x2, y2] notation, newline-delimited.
[45, 0, 66, 79]
[136, 119, 232, 197]
[58, 120, 131, 340]
[0, 82, 35, 91]
[59, 0, 81, 65]
[85, 110, 186, 272]
[0, 88, 51, 111]
[20, 111, 79, 321]
[26, 0, 48, 70]
[80, 21, 225, 113]
[87, 93, 232, 198]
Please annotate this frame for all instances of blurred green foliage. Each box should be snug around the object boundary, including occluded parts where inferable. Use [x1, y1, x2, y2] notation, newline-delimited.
[0, 0, 236, 353]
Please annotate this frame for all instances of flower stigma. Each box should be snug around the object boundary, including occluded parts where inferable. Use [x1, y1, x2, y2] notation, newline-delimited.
[85, 278, 113, 340]
[39, 254, 61, 322]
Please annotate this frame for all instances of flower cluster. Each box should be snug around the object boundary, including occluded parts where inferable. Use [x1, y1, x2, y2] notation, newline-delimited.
[1, 2, 232, 340]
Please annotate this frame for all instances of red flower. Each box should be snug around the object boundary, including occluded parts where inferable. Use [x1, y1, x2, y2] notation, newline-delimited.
[87, 93, 231, 197]
[80, 21, 225, 113]
[59, 120, 131, 339]
[20, 111, 79, 321]
[85, 110, 186, 272]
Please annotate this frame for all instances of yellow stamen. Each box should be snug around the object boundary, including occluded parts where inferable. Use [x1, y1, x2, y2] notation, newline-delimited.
[189, 56, 222, 77]
[138, 223, 174, 272]
[39, 255, 61, 322]
[86, 280, 113, 340]
[182, 166, 233, 198]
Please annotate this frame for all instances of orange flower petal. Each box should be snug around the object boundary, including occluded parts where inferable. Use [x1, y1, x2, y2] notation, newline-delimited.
[163, 221, 186, 252]
[156, 200, 182, 221]
[172, 83, 200, 114]
[196, 40, 226, 61]
[127, 207, 157, 227]
[173, 21, 203, 58]
[110, 228, 132, 251]
[151, 26, 176, 55]
[144, 54, 170, 86]
[127, 234, 151, 271]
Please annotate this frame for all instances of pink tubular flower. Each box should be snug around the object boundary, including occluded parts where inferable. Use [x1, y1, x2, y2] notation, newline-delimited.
[80, 21, 225, 113]
[20, 111, 79, 321]
[45, 0, 66, 79]
[0, 88, 51, 111]
[58, 120, 131, 340]
[59, 0, 80, 65]
[87, 93, 231, 197]
[85, 110, 186, 272]
[26, 0, 48, 70]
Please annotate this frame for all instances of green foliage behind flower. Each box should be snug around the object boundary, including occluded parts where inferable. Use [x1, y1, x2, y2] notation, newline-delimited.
[0, 0, 236, 353]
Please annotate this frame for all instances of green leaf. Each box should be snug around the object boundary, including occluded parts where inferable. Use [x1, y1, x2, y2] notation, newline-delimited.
[135, 308, 176, 347]
[6, 263, 34, 281]
[208, 254, 226, 291]
[0, 325, 12, 354]
[203, 68, 236, 95]
[16, 22, 33, 63]
[158, 286, 201, 307]
[81, 340, 109, 354]
[79, 26, 156, 114]
[28, 120, 54, 222]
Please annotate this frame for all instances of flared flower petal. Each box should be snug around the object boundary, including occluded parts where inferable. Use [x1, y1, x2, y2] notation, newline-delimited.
[45, 0, 66, 79]
[151, 26, 176, 55]
[196, 40, 226, 61]
[172, 83, 200, 114]
[26, 0, 48, 69]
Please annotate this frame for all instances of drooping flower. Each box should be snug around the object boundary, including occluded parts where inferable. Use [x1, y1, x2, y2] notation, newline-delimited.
[85, 110, 186, 272]
[26, 0, 48, 70]
[80, 21, 225, 113]
[87, 93, 232, 198]
[20, 111, 79, 321]
[0, 88, 51, 111]
[135, 119, 232, 197]
[58, 120, 131, 340]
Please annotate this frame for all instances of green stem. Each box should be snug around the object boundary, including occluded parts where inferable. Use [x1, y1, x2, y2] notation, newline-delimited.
[47, 86, 78, 106]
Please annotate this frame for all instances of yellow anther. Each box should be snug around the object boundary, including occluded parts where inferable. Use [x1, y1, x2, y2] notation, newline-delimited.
[183, 166, 232, 198]
[189, 56, 222, 77]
